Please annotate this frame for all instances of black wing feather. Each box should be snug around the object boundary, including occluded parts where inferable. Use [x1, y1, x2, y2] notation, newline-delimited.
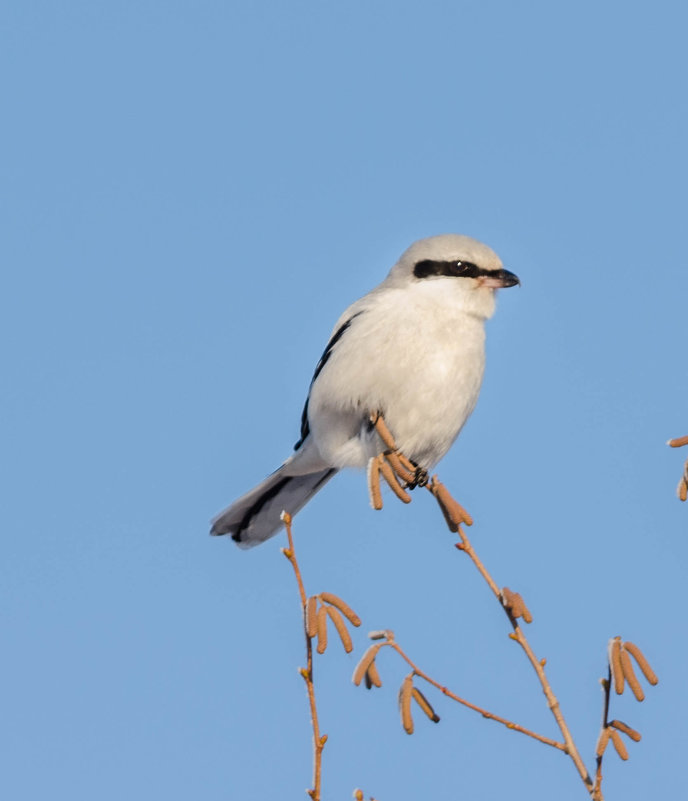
[293, 311, 364, 450]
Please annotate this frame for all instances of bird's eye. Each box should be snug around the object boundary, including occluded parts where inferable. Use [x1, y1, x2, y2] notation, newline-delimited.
[413, 259, 482, 279]
[452, 261, 480, 278]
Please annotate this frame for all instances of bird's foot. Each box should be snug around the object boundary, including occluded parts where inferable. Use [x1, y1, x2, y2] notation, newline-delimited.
[367, 413, 473, 526]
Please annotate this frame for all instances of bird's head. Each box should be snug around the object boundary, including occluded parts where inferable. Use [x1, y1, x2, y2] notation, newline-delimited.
[387, 234, 519, 319]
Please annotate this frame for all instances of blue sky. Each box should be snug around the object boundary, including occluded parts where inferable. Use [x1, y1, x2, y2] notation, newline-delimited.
[2, 2, 687, 799]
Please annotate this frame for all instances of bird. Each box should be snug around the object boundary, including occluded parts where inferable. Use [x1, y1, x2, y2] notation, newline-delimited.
[211, 234, 519, 548]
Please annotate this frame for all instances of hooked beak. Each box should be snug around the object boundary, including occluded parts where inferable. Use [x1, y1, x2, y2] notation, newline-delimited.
[478, 268, 520, 289]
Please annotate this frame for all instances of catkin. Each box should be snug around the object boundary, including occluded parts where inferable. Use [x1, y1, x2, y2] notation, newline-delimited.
[432, 480, 473, 528]
[372, 414, 398, 450]
[316, 605, 328, 655]
[520, 598, 533, 624]
[610, 719, 641, 742]
[306, 596, 318, 639]
[610, 638, 624, 695]
[680, 478, 688, 502]
[399, 675, 414, 734]
[620, 649, 645, 701]
[353, 643, 383, 686]
[365, 659, 382, 689]
[623, 642, 658, 686]
[384, 451, 416, 483]
[326, 606, 353, 653]
[320, 592, 361, 626]
[502, 588, 532, 623]
[609, 729, 629, 760]
[510, 594, 525, 619]
[412, 687, 440, 723]
[367, 457, 383, 510]
[379, 458, 412, 503]
[595, 727, 611, 757]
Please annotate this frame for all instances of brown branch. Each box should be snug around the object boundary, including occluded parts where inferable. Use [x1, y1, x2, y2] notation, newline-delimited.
[381, 637, 566, 751]
[593, 670, 612, 800]
[594, 636, 655, 799]
[426, 477, 597, 798]
[363, 415, 597, 792]
[281, 512, 326, 801]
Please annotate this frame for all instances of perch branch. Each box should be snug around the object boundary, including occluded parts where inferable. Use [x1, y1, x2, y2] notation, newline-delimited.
[426, 476, 597, 797]
[281, 512, 326, 801]
[593, 670, 612, 800]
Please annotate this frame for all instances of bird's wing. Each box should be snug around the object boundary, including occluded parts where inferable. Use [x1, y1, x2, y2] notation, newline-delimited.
[293, 310, 365, 451]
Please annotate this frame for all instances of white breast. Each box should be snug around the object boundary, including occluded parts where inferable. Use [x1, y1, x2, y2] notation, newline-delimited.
[307, 278, 489, 470]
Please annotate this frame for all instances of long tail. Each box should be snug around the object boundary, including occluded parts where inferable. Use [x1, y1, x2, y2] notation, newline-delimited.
[210, 465, 338, 548]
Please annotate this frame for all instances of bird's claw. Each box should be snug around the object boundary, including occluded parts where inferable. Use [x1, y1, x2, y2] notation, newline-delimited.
[410, 467, 429, 489]
[368, 413, 473, 526]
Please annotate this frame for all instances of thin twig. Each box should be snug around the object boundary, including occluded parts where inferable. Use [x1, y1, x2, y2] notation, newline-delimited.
[383, 639, 566, 751]
[281, 513, 325, 801]
[366, 417, 596, 793]
[594, 670, 612, 801]
[425, 479, 598, 798]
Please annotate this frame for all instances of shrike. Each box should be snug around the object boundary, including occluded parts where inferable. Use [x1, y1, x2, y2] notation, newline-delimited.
[211, 234, 519, 548]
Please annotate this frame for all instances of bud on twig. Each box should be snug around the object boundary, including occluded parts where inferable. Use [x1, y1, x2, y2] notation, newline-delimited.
[368, 630, 393, 641]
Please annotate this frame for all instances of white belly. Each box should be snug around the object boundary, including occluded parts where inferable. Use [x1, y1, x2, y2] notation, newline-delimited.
[307, 285, 487, 470]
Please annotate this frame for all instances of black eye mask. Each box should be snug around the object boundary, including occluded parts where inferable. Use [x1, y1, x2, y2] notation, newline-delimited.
[413, 260, 519, 287]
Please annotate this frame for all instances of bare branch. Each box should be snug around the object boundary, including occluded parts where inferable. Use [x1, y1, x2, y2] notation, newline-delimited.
[281, 512, 325, 801]
[425, 479, 596, 796]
